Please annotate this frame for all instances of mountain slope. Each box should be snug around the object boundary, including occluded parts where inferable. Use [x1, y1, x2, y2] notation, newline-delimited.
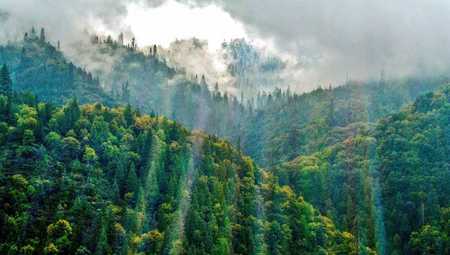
[1, 30, 447, 170]
[0, 29, 115, 106]
[273, 85, 450, 254]
[0, 86, 369, 254]
[375, 85, 450, 254]
[241, 78, 447, 167]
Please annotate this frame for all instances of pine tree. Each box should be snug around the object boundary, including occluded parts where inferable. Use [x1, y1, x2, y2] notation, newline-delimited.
[201, 75, 207, 85]
[64, 98, 81, 126]
[0, 65, 12, 97]
[95, 224, 109, 255]
[124, 104, 134, 127]
[122, 81, 130, 103]
[31, 27, 36, 38]
[126, 163, 139, 205]
[131, 38, 136, 49]
[40, 28, 46, 42]
[118, 33, 124, 45]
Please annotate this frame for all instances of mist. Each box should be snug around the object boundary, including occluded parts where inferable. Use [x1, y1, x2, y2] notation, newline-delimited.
[0, 0, 135, 43]
[159, 38, 232, 88]
[2, 0, 450, 90]
[184, 0, 450, 85]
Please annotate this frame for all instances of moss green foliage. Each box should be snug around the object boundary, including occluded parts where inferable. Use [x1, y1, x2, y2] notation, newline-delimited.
[0, 79, 365, 254]
[374, 86, 450, 254]
[273, 86, 450, 254]
[0, 29, 115, 105]
[1, 29, 449, 254]
[1, 30, 445, 170]
[241, 78, 446, 167]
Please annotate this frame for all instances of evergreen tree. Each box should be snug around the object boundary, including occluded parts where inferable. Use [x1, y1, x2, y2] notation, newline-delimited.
[118, 33, 124, 45]
[0, 64, 12, 97]
[40, 28, 46, 42]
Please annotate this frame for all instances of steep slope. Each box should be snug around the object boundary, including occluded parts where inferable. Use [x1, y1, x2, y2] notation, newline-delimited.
[73, 37, 176, 111]
[241, 78, 447, 166]
[61, 35, 247, 144]
[1, 30, 447, 170]
[0, 29, 115, 106]
[0, 85, 369, 255]
[273, 85, 450, 254]
[375, 85, 450, 254]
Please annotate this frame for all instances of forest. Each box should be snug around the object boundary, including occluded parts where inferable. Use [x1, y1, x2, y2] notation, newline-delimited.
[0, 27, 448, 255]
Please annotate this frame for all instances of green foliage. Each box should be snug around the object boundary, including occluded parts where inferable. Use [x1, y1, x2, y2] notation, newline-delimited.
[409, 224, 447, 255]
[272, 85, 450, 254]
[0, 92, 365, 254]
[0, 64, 12, 96]
[0, 30, 115, 105]
[2, 27, 448, 255]
[375, 86, 450, 254]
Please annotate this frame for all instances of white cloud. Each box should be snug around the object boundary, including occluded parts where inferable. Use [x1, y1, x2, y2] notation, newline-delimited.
[124, 0, 247, 50]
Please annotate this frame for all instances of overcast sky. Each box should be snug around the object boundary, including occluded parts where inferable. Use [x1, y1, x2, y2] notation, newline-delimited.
[2, 0, 450, 86]
[122, 0, 247, 50]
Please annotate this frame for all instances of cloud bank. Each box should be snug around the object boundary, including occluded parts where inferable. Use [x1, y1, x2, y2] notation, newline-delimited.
[184, 0, 450, 84]
[1, 0, 450, 89]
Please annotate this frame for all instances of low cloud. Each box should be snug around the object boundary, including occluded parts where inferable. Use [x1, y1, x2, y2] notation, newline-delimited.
[2, 0, 450, 91]
[183, 0, 450, 85]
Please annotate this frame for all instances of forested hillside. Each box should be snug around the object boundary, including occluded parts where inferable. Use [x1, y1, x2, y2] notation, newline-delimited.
[74, 34, 448, 169]
[2, 29, 447, 170]
[273, 85, 450, 254]
[1, 27, 449, 255]
[0, 28, 115, 106]
[240, 77, 447, 166]
[0, 29, 245, 143]
[0, 67, 370, 254]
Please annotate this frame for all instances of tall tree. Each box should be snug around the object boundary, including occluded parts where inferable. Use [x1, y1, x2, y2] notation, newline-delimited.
[0, 65, 12, 97]
[40, 28, 46, 42]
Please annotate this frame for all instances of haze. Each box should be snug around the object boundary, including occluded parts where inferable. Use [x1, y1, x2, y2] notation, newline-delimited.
[1, 0, 450, 88]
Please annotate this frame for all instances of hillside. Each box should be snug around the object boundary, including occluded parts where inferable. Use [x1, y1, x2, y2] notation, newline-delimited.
[1, 28, 449, 255]
[273, 85, 450, 254]
[0, 29, 115, 106]
[0, 70, 370, 254]
[2, 30, 447, 170]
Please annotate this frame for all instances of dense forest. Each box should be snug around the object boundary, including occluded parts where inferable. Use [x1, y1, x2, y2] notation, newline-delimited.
[0, 28, 115, 106]
[1, 30, 447, 169]
[0, 66, 369, 254]
[273, 86, 450, 254]
[0, 27, 449, 254]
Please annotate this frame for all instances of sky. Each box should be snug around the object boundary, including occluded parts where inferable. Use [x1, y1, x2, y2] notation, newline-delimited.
[1, 0, 450, 88]
[0, 0, 248, 49]
[122, 0, 247, 51]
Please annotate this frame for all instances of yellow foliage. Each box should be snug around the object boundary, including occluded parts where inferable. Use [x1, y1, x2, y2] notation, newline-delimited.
[279, 185, 294, 198]
[11, 174, 28, 188]
[47, 219, 72, 237]
[134, 115, 152, 130]
[114, 223, 126, 235]
[131, 234, 143, 247]
[142, 230, 164, 241]
[20, 244, 35, 255]
[43, 243, 58, 255]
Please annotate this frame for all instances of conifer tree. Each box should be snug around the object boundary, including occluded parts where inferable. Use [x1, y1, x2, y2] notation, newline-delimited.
[40, 28, 46, 42]
[0, 65, 12, 97]
[118, 33, 124, 45]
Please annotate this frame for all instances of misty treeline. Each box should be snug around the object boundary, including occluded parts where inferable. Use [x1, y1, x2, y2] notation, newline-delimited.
[0, 28, 115, 106]
[0, 28, 449, 254]
[0, 66, 369, 254]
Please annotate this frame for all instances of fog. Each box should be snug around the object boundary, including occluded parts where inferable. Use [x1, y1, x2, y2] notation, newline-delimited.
[2, 0, 450, 90]
[185, 0, 450, 84]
